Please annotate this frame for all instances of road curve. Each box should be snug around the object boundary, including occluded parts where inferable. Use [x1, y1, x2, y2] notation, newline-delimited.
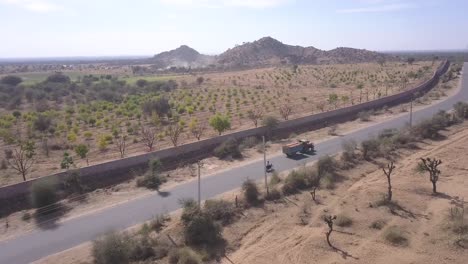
[1, 63, 467, 264]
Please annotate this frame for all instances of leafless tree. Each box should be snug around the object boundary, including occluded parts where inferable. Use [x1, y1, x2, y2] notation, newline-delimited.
[167, 122, 184, 147]
[279, 104, 293, 120]
[247, 109, 263, 127]
[141, 126, 157, 151]
[420, 158, 442, 194]
[324, 215, 337, 247]
[382, 161, 395, 201]
[116, 135, 127, 158]
[8, 141, 35, 181]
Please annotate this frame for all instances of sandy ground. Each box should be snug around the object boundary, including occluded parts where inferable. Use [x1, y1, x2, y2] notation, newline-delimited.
[0, 74, 460, 244]
[35, 111, 468, 264]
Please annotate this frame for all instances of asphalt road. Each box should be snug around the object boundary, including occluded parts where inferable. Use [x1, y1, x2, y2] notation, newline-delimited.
[1, 63, 467, 264]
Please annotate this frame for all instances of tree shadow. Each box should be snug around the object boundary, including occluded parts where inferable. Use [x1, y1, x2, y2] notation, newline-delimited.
[288, 153, 309, 161]
[34, 204, 70, 230]
[331, 245, 359, 260]
[157, 191, 171, 197]
[376, 199, 416, 219]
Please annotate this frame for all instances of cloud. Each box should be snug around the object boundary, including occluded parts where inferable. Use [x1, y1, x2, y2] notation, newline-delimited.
[159, 0, 292, 9]
[337, 3, 415, 13]
[0, 0, 62, 12]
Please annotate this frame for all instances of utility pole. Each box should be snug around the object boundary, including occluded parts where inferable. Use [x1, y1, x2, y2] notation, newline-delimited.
[197, 160, 203, 208]
[263, 136, 269, 196]
[409, 94, 413, 127]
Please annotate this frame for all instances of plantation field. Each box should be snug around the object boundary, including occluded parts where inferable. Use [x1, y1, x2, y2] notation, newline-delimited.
[0, 61, 443, 186]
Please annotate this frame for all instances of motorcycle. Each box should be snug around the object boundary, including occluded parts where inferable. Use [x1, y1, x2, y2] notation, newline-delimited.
[266, 163, 274, 173]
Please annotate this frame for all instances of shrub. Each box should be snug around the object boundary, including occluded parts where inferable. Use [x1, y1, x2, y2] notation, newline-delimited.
[239, 136, 259, 150]
[242, 179, 259, 205]
[184, 213, 222, 246]
[269, 172, 281, 185]
[282, 169, 308, 195]
[335, 214, 353, 227]
[370, 219, 386, 230]
[30, 178, 58, 209]
[317, 155, 337, 177]
[168, 247, 202, 264]
[150, 213, 170, 232]
[454, 101, 468, 119]
[214, 138, 242, 159]
[320, 172, 335, 189]
[384, 226, 408, 246]
[180, 198, 200, 225]
[204, 199, 237, 225]
[361, 138, 380, 160]
[93, 232, 131, 264]
[358, 111, 371, 121]
[265, 188, 282, 201]
[137, 173, 166, 190]
[128, 235, 155, 261]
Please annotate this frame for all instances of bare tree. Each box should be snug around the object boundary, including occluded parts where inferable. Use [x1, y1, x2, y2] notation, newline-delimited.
[189, 118, 206, 141]
[382, 161, 395, 201]
[420, 158, 442, 194]
[279, 104, 293, 120]
[116, 135, 127, 158]
[141, 126, 157, 151]
[247, 109, 263, 127]
[167, 122, 184, 147]
[324, 215, 337, 247]
[8, 141, 35, 181]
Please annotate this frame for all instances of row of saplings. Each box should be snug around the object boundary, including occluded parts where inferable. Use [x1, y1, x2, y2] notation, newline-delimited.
[88, 101, 468, 263]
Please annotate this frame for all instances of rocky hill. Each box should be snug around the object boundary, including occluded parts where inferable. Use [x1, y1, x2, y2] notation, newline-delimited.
[150, 37, 390, 69]
[150, 45, 214, 69]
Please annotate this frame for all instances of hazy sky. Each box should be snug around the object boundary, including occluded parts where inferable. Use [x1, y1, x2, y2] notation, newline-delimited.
[1, 0, 467, 57]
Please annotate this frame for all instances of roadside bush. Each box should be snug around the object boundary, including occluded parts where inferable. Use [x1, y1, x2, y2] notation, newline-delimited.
[242, 179, 259, 205]
[239, 136, 259, 150]
[358, 111, 371, 122]
[204, 199, 237, 225]
[180, 198, 200, 225]
[282, 169, 308, 195]
[150, 213, 170, 232]
[335, 214, 353, 227]
[30, 178, 58, 209]
[341, 139, 358, 165]
[214, 138, 242, 159]
[128, 235, 155, 261]
[168, 247, 202, 264]
[93, 232, 131, 264]
[265, 188, 282, 201]
[137, 172, 166, 190]
[184, 212, 222, 246]
[317, 155, 337, 177]
[269, 172, 281, 185]
[361, 138, 380, 160]
[320, 172, 335, 189]
[384, 226, 408, 246]
[454, 101, 468, 119]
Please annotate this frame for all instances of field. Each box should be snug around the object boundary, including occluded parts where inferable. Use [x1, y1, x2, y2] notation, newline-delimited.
[0, 61, 439, 186]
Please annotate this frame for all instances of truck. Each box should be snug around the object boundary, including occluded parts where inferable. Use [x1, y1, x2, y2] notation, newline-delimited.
[282, 139, 315, 157]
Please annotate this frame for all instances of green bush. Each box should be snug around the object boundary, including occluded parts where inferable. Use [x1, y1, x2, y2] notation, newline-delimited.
[168, 247, 202, 264]
[269, 172, 281, 185]
[384, 226, 408, 246]
[204, 199, 237, 225]
[180, 198, 200, 225]
[454, 101, 468, 119]
[265, 188, 282, 201]
[361, 138, 380, 160]
[317, 155, 337, 177]
[370, 219, 386, 230]
[92, 232, 131, 264]
[282, 169, 308, 195]
[358, 111, 372, 121]
[128, 235, 155, 261]
[184, 213, 222, 246]
[320, 172, 335, 189]
[214, 138, 242, 159]
[137, 172, 166, 190]
[30, 178, 58, 209]
[239, 136, 259, 150]
[242, 179, 259, 205]
[335, 214, 353, 227]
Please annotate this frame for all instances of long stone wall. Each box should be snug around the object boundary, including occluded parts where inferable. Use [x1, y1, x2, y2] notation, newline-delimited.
[0, 60, 450, 202]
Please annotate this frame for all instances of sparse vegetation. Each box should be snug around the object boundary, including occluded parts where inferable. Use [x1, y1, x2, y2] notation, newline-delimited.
[384, 226, 408, 246]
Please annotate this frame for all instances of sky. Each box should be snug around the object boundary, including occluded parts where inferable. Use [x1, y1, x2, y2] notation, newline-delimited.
[0, 0, 467, 58]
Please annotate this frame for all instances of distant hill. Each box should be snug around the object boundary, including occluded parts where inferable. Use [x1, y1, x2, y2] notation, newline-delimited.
[216, 37, 388, 67]
[150, 37, 390, 69]
[150, 45, 214, 69]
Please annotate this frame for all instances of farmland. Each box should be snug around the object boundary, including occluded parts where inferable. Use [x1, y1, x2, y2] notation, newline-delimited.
[0, 61, 438, 186]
